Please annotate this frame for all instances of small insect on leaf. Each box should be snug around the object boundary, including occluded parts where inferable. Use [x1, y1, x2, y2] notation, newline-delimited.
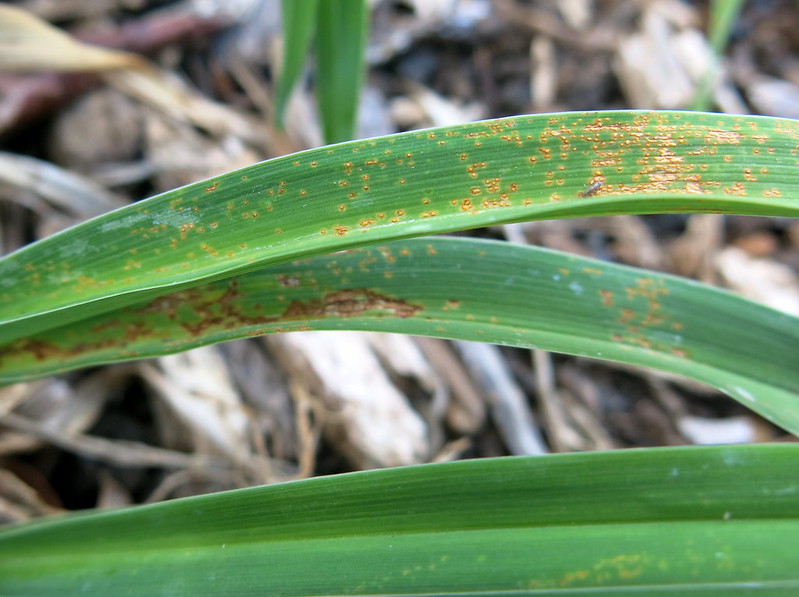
[579, 180, 604, 198]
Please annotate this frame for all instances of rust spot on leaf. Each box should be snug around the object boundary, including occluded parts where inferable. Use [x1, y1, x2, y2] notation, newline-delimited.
[705, 130, 742, 144]
[599, 289, 614, 306]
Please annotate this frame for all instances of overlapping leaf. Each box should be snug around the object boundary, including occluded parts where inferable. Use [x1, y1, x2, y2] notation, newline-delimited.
[0, 109, 797, 429]
[2, 111, 797, 345]
[3, 237, 797, 433]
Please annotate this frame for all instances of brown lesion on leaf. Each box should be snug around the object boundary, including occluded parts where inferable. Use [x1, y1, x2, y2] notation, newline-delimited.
[177, 281, 276, 337]
[282, 289, 422, 320]
[0, 280, 280, 366]
[278, 274, 301, 288]
[0, 334, 140, 363]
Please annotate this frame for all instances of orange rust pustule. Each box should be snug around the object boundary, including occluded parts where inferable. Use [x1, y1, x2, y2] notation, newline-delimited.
[282, 289, 422, 320]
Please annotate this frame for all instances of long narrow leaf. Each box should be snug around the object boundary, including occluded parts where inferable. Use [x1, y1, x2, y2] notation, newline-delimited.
[275, 0, 320, 128]
[2, 236, 797, 433]
[1, 111, 797, 347]
[315, 0, 368, 142]
[1, 444, 798, 595]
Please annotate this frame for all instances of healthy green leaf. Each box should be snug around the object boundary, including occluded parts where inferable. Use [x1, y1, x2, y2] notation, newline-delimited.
[1, 111, 797, 347]
[709, 0, 746, 54]
[1, 444, 798, 595]
[2, 236, 797, 434]
[275, 0, 320, 128]
[690, 0, 745, 111]
[315, 0, 368, 142]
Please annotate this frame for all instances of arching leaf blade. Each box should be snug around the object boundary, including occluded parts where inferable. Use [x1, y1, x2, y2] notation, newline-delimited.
[3, 237, 796, 433]
[0, 111, 797, 345]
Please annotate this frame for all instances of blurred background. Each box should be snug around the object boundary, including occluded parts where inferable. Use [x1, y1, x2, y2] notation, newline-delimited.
[0, 0, 797, 522]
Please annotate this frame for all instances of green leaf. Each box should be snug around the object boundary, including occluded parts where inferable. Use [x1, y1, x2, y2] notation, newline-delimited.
[1, 111, 797, 346]
[3, 236, 797, 434]
[690, 0, 745, 110]
[708, 0, 745, 55]
[275, 0, 321, 128]
[1, 444, 798, 595]
[315, 0, 369, 142]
